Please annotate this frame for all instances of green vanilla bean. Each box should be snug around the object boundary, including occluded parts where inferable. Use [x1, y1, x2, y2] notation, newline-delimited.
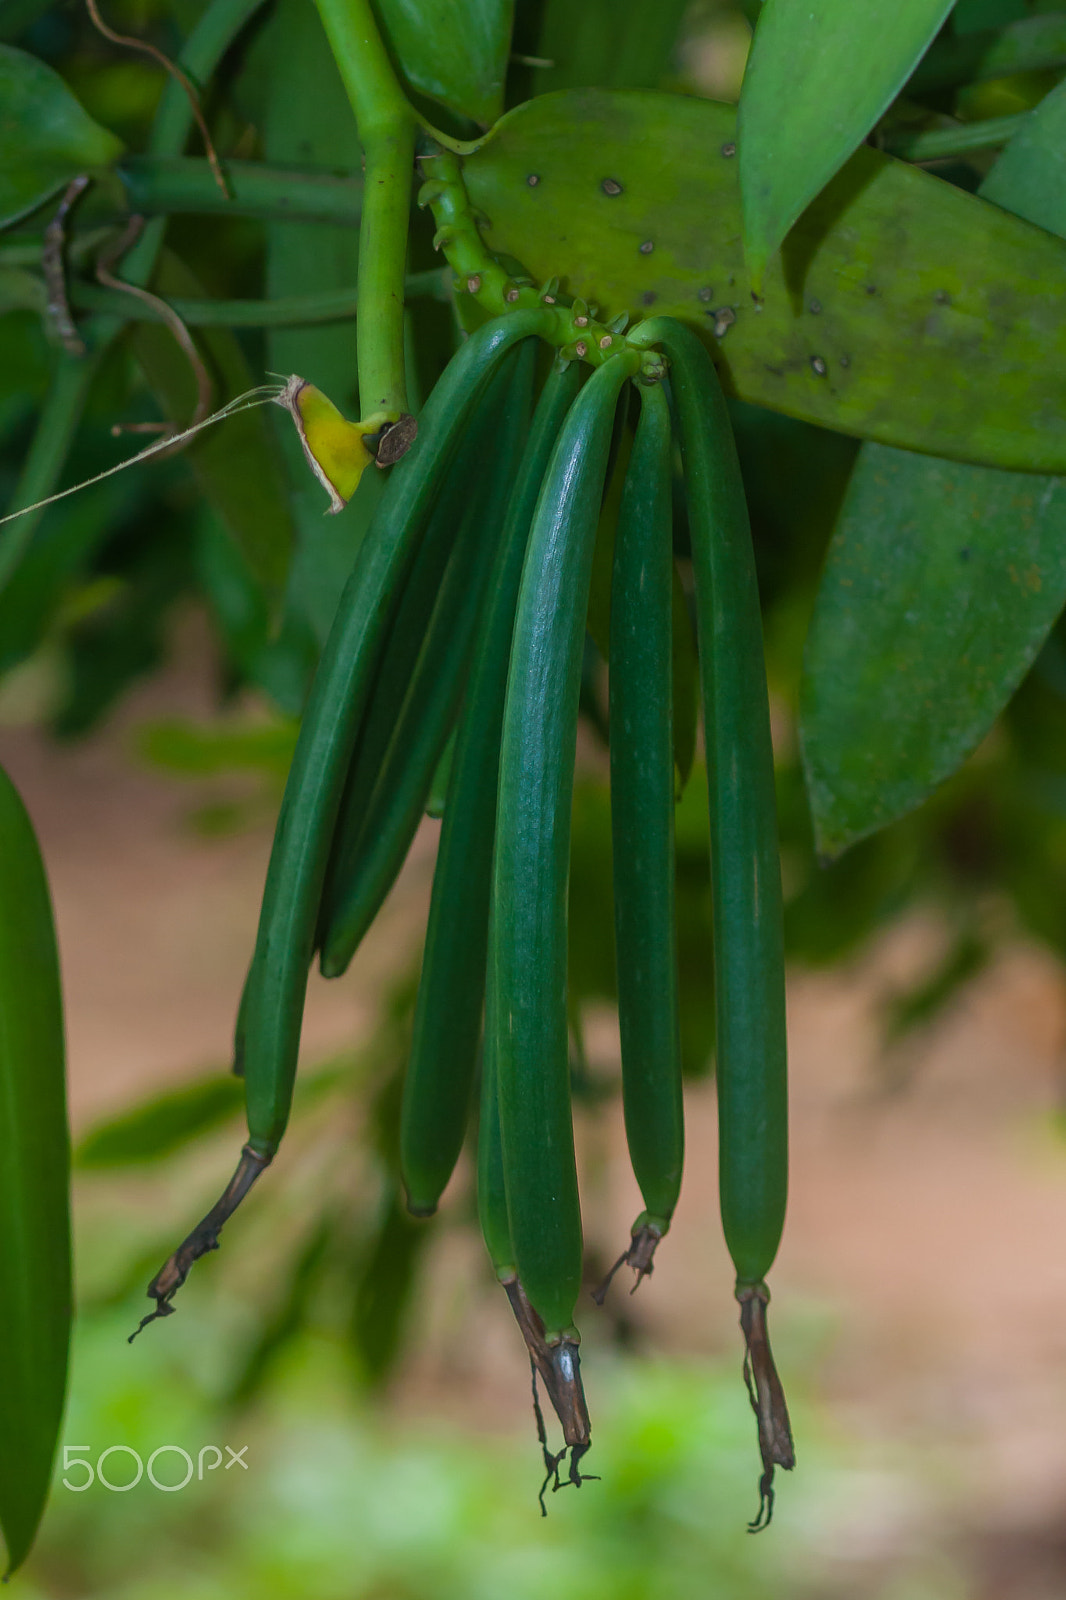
[489, 352, 647, 1490]
[317, 343, 536, 977]
[133, 310, 553, 1336]
[492, 350, 642, 1346]
[244, 311, 548, 1151]
[116, 154, 364, 224]
[317, 471, 483, 956]
[315, 354, 527, 978]
[478, 992, 595, 1498]
[630, 315, 792, 1531]
[596, 377, 682, 1301]
[401, 359, 583, 1217]
[477, 1001, 514, 1282]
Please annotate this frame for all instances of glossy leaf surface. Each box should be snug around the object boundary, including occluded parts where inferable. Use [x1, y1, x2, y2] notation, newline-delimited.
[0, 765, 70, 1575]
[463, 89, 1066, 471]
[375, 0, 512, 125]
[0, 43, 122, 227]
[737, 0, 954, 285]
[802, 83, 1066, 857]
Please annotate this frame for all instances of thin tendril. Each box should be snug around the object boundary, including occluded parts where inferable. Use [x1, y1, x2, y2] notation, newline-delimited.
[42, 176, 91, 355]
[96, 217, 214, 437]
[0, 385, 286, 528]
[84, 0, 231, 197]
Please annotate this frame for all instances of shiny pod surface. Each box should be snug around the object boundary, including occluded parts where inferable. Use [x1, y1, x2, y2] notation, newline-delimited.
[463, 89, 1066, 472]
[492, 354, 636, 1341]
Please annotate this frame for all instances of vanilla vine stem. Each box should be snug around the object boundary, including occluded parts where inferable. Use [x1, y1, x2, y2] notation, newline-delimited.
[312, 0, 417, 431]
[418, 147, 668, 389]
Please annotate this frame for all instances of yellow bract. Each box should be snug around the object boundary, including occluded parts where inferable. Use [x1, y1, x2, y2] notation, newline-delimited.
[277, 378, 385, 512]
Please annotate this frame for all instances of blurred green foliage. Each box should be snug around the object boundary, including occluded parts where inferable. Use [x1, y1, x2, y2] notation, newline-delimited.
[26, 1292, 963, 1600]
[16, 1152, 965, 1600]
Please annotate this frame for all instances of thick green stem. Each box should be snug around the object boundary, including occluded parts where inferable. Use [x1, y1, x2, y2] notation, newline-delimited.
[419, 147, 665, 377]
[313, 0, 417, 421]
[312, 0, 411, 127]
[353, 120, 415, 418]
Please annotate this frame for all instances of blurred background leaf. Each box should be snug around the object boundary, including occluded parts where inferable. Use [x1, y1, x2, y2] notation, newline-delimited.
[802, 79, 1066, 858]
[0, 42, 123, 227]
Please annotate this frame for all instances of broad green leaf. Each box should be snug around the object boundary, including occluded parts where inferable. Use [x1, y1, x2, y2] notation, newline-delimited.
[802, 80, 1066, 857]
[0, 44, 122, 228]
[374, 0, 513, 126]
[0, 763, 70, 1576]
[801, 452, 1066, 854]
[463, 90, 1066, 472]
[75, 1073, 243, 1168]
[737, 0, 954, 287]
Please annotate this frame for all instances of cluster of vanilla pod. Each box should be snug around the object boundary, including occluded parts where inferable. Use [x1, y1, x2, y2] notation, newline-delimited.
[135, 279, 793, 1525]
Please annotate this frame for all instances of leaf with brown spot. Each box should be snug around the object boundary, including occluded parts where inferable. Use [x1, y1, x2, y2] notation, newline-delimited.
[801, 81, 1066, 856]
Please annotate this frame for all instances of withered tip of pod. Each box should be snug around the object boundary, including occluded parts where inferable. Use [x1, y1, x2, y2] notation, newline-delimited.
[501, 1278, 592, 1451]
[591, 1222, 664, 1304]
[127, 1145, 270, 1343]
[736, 1281, 795, 1532]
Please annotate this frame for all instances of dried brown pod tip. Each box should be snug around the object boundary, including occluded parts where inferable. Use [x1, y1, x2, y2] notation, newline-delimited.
[737, 1281, 795, 1531]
